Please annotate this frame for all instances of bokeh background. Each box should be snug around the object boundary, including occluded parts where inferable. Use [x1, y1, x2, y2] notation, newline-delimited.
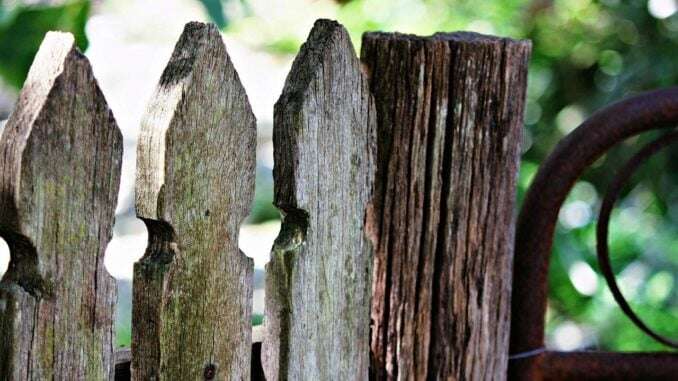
[0, 0, 676, 352]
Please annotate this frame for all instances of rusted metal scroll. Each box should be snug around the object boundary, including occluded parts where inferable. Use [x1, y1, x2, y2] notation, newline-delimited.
[510, 88, 678, 380]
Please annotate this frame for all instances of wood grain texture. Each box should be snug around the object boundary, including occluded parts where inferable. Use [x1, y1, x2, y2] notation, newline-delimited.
[132, 22, 256, 380]
[0, 32, 122, 380]
[362, 32, 530, 380]
[262, 19, 376, 381]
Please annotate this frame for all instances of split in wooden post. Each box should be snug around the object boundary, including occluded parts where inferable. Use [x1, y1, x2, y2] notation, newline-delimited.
[362, 31, 531, 380]
[132, 21, 256, 380]
[0, 32, 122, 380]
[262, 19, 377, 381]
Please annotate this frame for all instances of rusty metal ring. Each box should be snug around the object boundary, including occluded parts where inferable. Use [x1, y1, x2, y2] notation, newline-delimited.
[509, 87, 678, 379]
[596, 130, 678, 349]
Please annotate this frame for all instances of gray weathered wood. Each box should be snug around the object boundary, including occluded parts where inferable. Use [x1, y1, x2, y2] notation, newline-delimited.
[362, 32, 531, 380]
[132, 21, 256, 380]
[261, 19, 376, 381]
[0, 32, 122, 380]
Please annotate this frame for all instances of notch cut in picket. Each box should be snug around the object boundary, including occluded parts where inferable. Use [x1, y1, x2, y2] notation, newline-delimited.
[261, 19, 377, 381]
[0, 32, 122, 380]
[132, 21, 256, 380]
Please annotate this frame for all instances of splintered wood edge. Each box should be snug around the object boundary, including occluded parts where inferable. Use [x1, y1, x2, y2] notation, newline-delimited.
[362, 30, 531, 48]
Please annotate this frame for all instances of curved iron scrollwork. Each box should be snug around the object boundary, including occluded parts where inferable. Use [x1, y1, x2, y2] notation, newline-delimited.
[509, 88, 678, 380]
[597, 130, 678, 350]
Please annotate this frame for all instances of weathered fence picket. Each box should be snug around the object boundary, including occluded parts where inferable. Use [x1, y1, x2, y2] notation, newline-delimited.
[261, 19, 376, 381]
[132, 22, 256, 380]
[0, 19, 545, 381]
[362, 32, 530, 380]
[0, 32, 122, 379]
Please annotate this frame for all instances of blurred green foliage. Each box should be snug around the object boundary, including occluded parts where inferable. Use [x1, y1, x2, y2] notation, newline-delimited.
[0, 0, 90, 89]
[248, 166, 279, 223]
[196, 0, 251, 29]
[197, 0, 227, 28]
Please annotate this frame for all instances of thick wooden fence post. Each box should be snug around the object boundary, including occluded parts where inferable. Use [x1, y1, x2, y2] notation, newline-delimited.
[0, 33, 122, 379]
[262, 19, 376, 380]
[133, 22, 256, 380]
[362, 32, 530, 380]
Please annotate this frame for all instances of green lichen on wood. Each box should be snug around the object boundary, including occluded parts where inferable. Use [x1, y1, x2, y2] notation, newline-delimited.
[132, 21, 256, 380]
[262, 19, 377, 381]
[267, 208, 308, 380]
[0, 31, 121, 379]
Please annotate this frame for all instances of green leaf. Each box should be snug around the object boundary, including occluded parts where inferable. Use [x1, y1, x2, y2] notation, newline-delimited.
[198, 0, 228, 29]
[0, 0, 90, 89]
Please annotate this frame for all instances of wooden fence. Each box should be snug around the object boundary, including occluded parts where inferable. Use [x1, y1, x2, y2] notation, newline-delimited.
[0, 19, 530, 380]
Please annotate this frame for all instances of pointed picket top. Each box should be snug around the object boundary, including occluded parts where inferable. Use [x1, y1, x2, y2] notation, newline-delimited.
[262, 19, 377, 380]
[0, 32, 122, 379]
[132, 22, 256, 380]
